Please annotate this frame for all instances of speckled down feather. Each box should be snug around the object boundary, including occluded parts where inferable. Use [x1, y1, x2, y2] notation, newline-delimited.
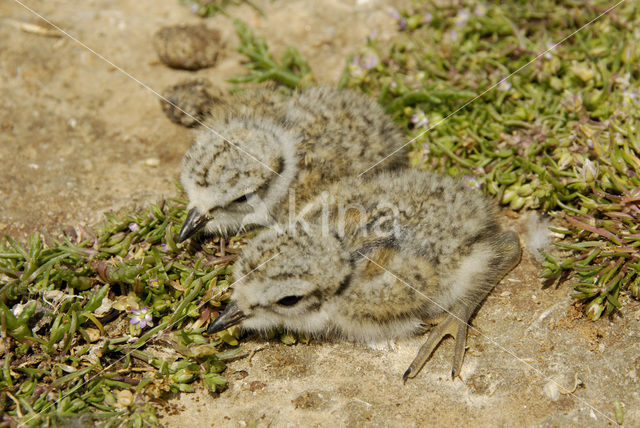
[214, 169, 521, 379]
[180, 86, 407, 238]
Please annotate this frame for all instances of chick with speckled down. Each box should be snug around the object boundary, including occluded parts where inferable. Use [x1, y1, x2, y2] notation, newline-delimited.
[207, 169, 521, 380]
[178, 86, 407, 241]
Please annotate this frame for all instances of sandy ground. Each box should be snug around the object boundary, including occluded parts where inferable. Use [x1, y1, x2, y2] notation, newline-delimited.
[1, 0, 639, 427]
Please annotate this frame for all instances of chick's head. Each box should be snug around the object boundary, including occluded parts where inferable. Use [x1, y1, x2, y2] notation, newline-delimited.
[179, 116, 298, 240]
[209, 226, 352, 335]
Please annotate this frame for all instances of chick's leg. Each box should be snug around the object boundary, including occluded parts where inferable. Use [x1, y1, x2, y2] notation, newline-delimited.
[404, 231, 521, 382]
[403, 302, 472, 382]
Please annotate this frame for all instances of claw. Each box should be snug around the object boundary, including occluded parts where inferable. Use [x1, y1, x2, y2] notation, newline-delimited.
[402, 368, 411, 384]
[403, 313, 468, 382]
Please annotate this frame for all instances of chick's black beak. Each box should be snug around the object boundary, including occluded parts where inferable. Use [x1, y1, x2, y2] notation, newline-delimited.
[178, 208, 208, 243]
[207, 301, 246, 334]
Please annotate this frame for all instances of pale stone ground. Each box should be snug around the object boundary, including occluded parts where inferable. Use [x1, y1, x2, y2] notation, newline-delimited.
[1, 1, 638, 426]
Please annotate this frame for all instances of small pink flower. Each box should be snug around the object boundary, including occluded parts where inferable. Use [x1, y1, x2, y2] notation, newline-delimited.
[130, 307, 153, 329]
[498, 80, 512, 91]
[388, 8, 406, 30]
[454, 9, 470, 27]
[463, 176, 481, 189]
[348, 57, 365, 79]
[474, 5, 487, 17]
[544, 41, 555, 59]
[362, 52, 379, 70]
[389, 7, 401, 20]
[421, 143, 431, 160]
[623, 90, 639, 106]
[128, 223, 140, 232]
[411, 109, 429, 129]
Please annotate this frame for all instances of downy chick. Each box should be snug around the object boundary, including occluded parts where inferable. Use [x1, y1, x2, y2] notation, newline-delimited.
[208, 169, 521, 379]
[178, 86, 406, 241]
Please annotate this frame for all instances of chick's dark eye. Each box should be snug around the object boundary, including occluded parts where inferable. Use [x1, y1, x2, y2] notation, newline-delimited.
[276, 295, 302, 306]
[232, 194, 248, 204]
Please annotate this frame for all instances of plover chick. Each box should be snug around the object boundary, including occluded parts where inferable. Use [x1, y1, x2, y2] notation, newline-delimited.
[207, 169, 521, 380]
[178, 85, 406, 241]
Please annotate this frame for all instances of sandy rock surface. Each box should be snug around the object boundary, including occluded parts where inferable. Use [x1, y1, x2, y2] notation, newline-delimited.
[153, 24, 222, 70]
